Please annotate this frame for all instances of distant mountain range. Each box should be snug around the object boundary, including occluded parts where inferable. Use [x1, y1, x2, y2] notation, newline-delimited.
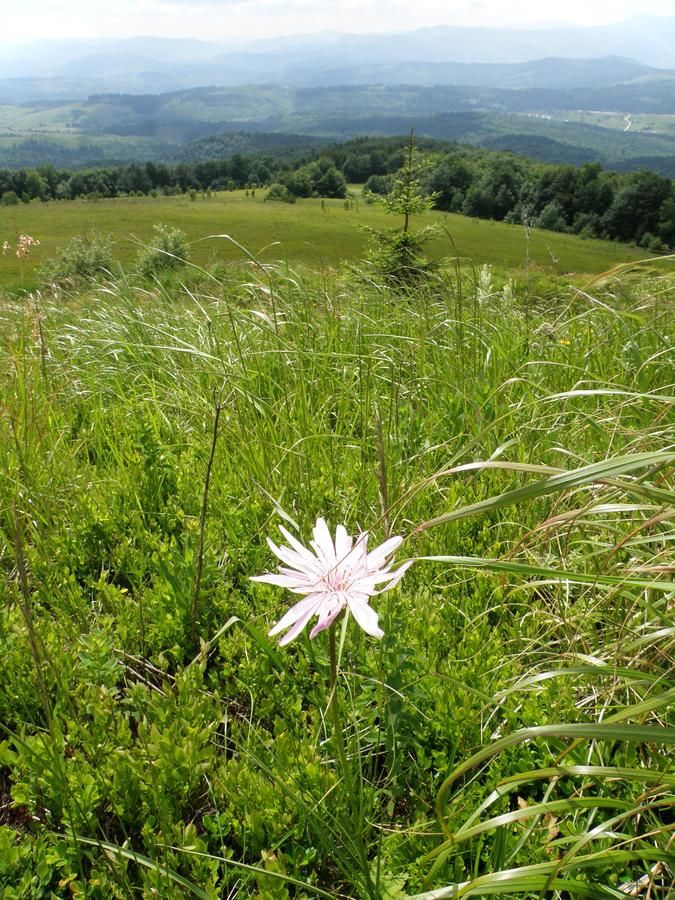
[1, 55, 673, 106]
[2, 17, 675, 175]
[2, 16, 675, 101]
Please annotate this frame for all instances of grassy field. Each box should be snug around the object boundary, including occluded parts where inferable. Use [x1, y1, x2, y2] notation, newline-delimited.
[0, 242, 673, 896]
[0, 188, 653, 292]
[561, 109, 675, 137]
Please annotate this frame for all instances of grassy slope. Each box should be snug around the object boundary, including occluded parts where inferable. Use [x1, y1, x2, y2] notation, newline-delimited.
[0, 189, 651, 292]
[0, 262, 672, 897]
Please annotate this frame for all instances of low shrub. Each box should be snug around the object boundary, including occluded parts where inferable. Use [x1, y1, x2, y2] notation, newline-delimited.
[136, 223, 190, 277]
[39, 233, 114, 288]
[264, 183, 296, 204]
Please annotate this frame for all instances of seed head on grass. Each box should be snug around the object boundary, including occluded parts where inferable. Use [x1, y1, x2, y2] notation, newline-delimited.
[252, 517, 411, 645]
[3, 234, 40, 259]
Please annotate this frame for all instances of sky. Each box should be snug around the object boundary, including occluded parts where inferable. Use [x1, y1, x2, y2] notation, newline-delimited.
[2, 0, 675, 46]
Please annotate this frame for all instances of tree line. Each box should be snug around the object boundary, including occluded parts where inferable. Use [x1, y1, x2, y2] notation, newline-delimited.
[332, 136, 675, 251]
[1, 135, 673, 250]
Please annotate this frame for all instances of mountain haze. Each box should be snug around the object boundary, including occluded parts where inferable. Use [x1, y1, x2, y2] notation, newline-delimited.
[2, 16, 675, 174]
[2, 16, 675, 102]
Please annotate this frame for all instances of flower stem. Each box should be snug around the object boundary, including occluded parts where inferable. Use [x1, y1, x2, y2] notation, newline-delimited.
[328, 623, 376, 897]
[328, 623, 353, 796]
[189, 394, 222, 651]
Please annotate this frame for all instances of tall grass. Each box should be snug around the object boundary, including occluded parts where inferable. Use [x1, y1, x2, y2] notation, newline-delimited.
[0, 257, 673, 897]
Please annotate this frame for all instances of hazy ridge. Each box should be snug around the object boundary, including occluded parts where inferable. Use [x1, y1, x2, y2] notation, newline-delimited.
[2, 17, 675, 174]
[2, 16, 675, 99]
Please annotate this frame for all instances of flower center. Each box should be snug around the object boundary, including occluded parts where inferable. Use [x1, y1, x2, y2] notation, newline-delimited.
[324, 570, 349, 592]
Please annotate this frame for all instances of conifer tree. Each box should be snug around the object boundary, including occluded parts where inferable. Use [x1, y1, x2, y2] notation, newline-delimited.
[363, 131, 439, 288]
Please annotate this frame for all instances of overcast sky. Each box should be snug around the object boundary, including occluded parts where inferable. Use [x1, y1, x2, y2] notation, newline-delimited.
[2, 0, 675, 46]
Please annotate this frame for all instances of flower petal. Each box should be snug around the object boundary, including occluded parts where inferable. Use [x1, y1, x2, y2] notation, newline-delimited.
[278, 525, 320, 563]
[334, 523, 352, 561]
[266, 536, 320, 574]
[338, 532, 368, 578]
[278, 604, 318, 646]
[311, 517, 336, 566]
[366, 535, 403, 569]
[347, 598, 383, 638]
[309, 598, 344, 639]
[250, 572, 312, 589]
[268, 593, 323, 636]
[371, 560, 413, 594]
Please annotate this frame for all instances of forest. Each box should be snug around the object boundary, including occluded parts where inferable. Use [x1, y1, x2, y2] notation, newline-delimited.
[1, 135, 674, 251]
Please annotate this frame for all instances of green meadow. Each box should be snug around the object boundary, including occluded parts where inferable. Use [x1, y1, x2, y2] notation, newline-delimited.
[562, 109, 675, 138]
[0, 188, 673, 898]
[0, 189, 650, 292]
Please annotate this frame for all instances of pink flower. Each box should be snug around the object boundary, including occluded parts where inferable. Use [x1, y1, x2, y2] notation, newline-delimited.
[252, 517, 411, 646]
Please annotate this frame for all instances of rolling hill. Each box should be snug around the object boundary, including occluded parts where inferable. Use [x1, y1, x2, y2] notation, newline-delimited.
[3, 82, 675, 173]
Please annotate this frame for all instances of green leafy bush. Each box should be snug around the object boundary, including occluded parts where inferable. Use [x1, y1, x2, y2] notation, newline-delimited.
[136, 223, 190, 277]
[265, 183, 296, 204]
[39, 233, 114, 287]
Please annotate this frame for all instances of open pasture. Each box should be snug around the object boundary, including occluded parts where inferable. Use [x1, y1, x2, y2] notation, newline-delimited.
[0, 188, 651, 292]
